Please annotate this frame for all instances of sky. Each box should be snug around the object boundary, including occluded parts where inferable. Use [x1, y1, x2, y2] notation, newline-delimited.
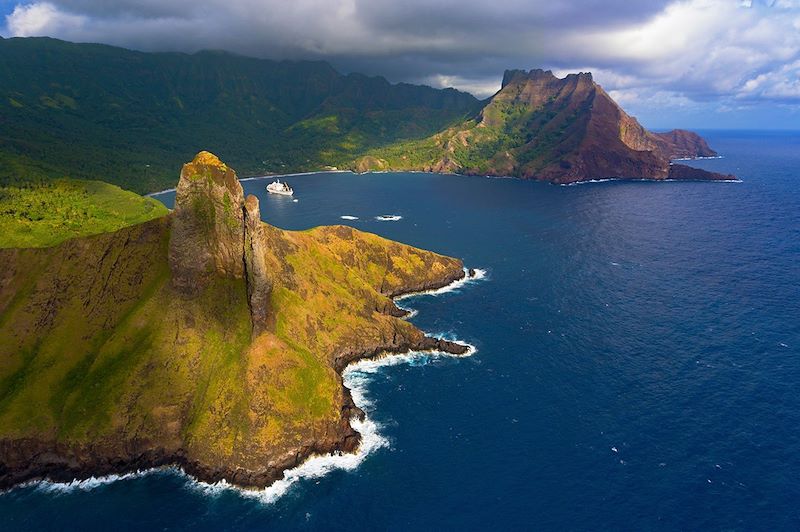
[1, 0, 799, 129]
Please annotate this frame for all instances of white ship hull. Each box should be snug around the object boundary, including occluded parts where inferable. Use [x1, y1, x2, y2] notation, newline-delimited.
[266, 180, 294, 195]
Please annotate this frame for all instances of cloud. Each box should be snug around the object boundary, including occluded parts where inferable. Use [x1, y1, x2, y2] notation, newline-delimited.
[3, 0, 800, 123]
[5, 2, 85, 36]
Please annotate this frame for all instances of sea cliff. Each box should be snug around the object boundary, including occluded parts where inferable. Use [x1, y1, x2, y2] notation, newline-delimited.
[0, 152, 470, 490]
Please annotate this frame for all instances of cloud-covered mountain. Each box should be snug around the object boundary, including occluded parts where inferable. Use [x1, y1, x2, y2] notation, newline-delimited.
[3, 0, 800, 128]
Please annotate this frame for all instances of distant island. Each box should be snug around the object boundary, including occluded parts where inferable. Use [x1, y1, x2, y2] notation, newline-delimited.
[0, 38, 733, 192]
[0, 152, 473, 489]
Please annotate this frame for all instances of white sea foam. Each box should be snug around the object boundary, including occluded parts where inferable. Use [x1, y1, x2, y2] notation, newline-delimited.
[188, 415, 388, 504]
[561, 178, 618, 186]
[561, 177, 742, 186]
[395, 268, 488, 300]
[340, 215, 359, 220]
[11, 265, 487, 505]
[23, 469, 161, 495]
[394, 304, 418, 319]
[375, 215, 403, 221]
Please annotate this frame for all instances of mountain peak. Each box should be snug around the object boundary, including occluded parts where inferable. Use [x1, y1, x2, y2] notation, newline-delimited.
[501, 69, 593, 89]
[180, 151, 241, 197]
[191, 150, 224, 166]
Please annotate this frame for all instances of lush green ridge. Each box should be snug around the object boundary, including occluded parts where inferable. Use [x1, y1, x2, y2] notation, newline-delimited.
[0, 179, 168, 248]
[0, 37, 480, 193]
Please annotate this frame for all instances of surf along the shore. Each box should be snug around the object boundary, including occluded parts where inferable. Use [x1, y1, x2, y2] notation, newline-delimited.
[6, 268, 488, 504]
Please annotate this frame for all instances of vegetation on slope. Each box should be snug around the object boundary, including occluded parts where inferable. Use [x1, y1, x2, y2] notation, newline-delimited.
[0, 37, 480, 193]
[0, 179, 168, 248]
[0, 152, 466, 488]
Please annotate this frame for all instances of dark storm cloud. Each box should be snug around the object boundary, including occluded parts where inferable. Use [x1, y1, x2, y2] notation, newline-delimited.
[1, 0, 671, 87]
[4, 0, 800, 123]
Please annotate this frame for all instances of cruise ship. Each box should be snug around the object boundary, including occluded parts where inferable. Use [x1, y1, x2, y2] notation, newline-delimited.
[266, 179, 293, 196]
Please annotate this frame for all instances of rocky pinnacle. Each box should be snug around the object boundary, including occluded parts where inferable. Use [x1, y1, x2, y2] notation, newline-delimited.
[168, 151, 271, 332]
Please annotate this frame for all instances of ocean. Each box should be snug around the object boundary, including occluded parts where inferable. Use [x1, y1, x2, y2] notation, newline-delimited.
[2, 131, 799, 530]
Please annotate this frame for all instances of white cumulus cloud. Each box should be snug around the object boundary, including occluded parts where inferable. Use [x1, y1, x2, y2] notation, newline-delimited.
[6, 2, 86, 36]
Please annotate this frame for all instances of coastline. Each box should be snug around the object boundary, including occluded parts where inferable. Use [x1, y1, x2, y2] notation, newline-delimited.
[145, 170, 350, 197]
[145, 164, 736, 199]
[560, 177, 743, 186]
[1, 267, 486, 502]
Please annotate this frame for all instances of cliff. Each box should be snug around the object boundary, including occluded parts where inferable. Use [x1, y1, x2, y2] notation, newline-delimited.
[354, 69, 734, 184]
[0, 152, 469, 489]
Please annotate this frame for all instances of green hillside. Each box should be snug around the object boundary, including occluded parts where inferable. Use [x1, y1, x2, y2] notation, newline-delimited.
[0, 37, 480, 193]
[0, 179, 168, 248]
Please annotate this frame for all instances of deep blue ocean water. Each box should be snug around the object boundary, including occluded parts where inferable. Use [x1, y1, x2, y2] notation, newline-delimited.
[2, 131, 799, 530]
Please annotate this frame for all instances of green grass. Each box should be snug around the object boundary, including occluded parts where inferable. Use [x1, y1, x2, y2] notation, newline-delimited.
[0, 179, 168, 248]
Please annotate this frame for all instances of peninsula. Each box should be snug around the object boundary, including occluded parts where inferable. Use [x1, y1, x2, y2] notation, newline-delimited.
[353, 69, 735, 184]
[0, 152, 471, 489]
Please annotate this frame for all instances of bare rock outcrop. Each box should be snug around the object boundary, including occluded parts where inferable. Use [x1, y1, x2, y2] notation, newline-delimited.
[243, 194, 271, 335]
[168, 151, 272, 331]
[168, 151, 246, 292]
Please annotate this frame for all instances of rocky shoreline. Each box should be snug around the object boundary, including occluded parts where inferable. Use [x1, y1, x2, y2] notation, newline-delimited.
[0, 267, 476, 493]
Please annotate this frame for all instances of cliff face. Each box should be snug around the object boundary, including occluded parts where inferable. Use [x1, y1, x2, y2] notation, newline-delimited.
[169, 151, 247, 290]
[354, 69, 732, 183]
[652, 129, 717, 159]
[168, 151, 272, 332]
[0, 152, 468, 489]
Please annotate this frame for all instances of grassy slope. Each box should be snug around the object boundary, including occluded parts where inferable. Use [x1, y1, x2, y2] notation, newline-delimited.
[0, 37, 480, 193]
[356, 92, 590, 177]
[0, 215, 462, 479]
[0, 179, 169, 248]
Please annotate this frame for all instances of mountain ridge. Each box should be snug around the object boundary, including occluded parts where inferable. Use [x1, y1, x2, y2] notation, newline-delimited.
[0, 37, 480, 192]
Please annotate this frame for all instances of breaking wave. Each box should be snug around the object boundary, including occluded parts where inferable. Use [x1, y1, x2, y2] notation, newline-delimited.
[24, 470, 160, 495]
[375, 215, 402, 221]
[395, 268, 487, 300]
[340, 215, 359, 220]
[561, 177, 742, 186]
